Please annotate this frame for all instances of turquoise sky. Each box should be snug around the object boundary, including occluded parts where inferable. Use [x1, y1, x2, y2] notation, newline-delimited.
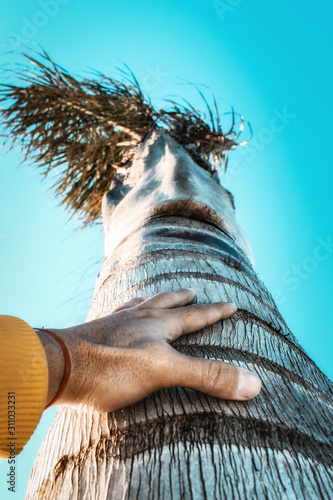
[0, 1, 332, 497]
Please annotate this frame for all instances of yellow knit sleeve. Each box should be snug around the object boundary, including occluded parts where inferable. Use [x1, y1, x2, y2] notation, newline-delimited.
[0, 315, 48, 459]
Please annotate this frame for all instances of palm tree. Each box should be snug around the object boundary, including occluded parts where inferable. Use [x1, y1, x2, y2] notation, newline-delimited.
[1, 49, 332, 500]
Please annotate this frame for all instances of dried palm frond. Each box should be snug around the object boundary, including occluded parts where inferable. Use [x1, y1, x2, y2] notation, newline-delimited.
[159, 93, 247, 173]
[0, 47, 250, 226]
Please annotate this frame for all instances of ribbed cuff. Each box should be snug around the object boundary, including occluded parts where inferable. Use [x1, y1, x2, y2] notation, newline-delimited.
[0, 315, 49, 459]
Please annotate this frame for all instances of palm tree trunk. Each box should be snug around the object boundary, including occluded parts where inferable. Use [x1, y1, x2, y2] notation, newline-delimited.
[25, 133, 333, 500]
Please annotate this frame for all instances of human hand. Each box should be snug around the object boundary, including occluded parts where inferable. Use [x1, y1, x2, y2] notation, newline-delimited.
[40, 289, 261, 413]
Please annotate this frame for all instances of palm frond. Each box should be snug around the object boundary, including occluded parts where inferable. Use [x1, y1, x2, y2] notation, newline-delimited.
[0, 47, 250, 225]
[0, 47, 156, 225]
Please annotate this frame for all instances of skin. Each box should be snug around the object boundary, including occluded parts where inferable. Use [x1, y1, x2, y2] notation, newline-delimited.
[37, 288, 261, 413]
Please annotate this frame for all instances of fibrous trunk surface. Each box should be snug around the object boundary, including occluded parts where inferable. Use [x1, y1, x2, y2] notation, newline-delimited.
[26, 136, 333, 500]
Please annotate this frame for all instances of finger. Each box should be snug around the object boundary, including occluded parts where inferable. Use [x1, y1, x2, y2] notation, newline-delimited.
[113, 297, 145, 312]
[136, 289, 197, 310]
[163, 350, 261, 401]
[166, 302, 237, 340]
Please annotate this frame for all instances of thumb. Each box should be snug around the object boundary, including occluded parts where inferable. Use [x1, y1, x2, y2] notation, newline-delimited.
[164, 351, 261, 401]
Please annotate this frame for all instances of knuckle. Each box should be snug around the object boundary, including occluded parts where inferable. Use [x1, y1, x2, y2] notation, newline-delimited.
[138, 341, 168, 365]
[155, 291, 169, 300]
[205, 362, 224, 391]
[131, 308, 155, 319]
[176, 307, 188, 322]
[203, 305, 219, 327]
[168, 308, 189, 333]
[203, 361, 237, 397]
[132, 297, 145, 305]
[143, 308, 164, 319]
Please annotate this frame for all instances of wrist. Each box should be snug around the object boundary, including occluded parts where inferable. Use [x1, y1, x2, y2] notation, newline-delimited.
[35, 329, 66, 407]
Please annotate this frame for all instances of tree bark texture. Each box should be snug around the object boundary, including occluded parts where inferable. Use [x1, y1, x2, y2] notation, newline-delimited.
[25, 133, 333, 499]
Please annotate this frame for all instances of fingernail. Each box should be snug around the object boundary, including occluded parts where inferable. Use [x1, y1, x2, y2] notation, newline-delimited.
[237, 371, 261, 399]
[227, 303, 237, 313]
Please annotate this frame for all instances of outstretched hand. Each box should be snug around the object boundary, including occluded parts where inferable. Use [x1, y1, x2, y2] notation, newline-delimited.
[40, 289, 261, 412]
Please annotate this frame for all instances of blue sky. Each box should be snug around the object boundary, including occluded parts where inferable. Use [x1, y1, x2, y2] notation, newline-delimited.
[0, 0, 332, 497]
